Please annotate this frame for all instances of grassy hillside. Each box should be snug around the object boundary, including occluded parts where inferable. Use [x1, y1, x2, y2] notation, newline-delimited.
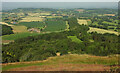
[2, 54, 119, 71]
[2, 32, 40, 40]
[11, 25, 28, 33]
[67, 36, 82, 43]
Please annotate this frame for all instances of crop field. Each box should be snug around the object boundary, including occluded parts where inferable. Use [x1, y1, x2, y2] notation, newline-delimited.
[11, 25, 28, 33]
[18, 22, 46, 28]
[28, 12, 51, 16]
[77, 19, 88, 25]
[42, 20, 66, 32]
[2, 54, 119, 71]
[0, 22, 13, 26]
[2, 32, 40, 40]
[19, 16, 45, 22]
[65, 21, 70, 31]
[102, 21, 118, 26]
[67, 36, 82, 43]
[46, 16, 63, 18]
[88, 27, 119, 35]
[39, 12, 51, 15]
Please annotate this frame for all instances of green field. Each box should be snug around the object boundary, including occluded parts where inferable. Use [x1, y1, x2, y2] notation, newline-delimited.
[67, 36, 82, 43]
[92, 22, 99, 25]
[18, 22, 46, 28]
[102, 21, 118, 26]
[88, 27, 119, 35]
[43, 20, 66, 32]
[2, 32, 40, 40]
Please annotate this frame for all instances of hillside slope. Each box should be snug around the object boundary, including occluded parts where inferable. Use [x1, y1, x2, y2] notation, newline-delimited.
[2, 54, 119, 71]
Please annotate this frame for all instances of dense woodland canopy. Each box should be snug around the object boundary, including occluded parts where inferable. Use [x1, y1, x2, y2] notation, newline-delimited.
[2, 25, 14, 35]
[2, 18, 119, 63]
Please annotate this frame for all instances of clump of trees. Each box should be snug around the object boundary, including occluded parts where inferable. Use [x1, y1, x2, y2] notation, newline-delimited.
[2, 25, 14, 35]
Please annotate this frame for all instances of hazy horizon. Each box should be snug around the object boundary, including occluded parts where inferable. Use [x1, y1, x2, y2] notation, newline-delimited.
[2, 2, 118, 10]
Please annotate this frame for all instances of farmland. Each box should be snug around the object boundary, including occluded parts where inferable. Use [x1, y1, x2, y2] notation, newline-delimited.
[102, 21, 118, 26]
[2, 32, 40, 40]
[2, 54, 119, 71]
[43, 20, 66, 32]
[19, 16, 45, 22]
[88, 27, 119, 35]
[1, 8, 119, 71]
[17, 22, 46, 29]
[11, 25, 28, 33]
[47, 16, 63, 18]
[77, 19, 88, 25]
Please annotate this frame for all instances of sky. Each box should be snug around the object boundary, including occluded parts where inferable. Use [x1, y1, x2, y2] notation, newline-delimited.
[1, 0, 120, 2]
[1, 0, 119, 10]
[2, 2, 118, 10]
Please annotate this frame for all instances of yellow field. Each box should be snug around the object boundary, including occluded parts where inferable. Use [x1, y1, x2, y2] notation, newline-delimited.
[11, 25, 28, 33]
[65, 21, 69, 31]
[19, 16, 45, 22]
[17, 13, 24, 16]
[46, 16, 63, 18]
[88, 27, 119, 35]
[28, 12, 51, 16]
[77, 19, 88, 25]
[0, 22, 13, 26]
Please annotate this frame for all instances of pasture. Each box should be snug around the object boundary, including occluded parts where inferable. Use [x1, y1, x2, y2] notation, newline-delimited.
[67, 36, 82, 43]
[2, 32, 40, 40]
[2, 54, 119, 71]
[77, 19, 88, 25]
[11, 25, 28, 33]
[28, 12, 51, 16]
[19, 16, 45, 22]
[18, 22, 46, 29]
[102, 21, 118, 26]
[43, 20, 66, 32]
[65, 21, 70, 31]
[88, 27, 119, 35]
[46, 16, 63, 18]
[0, 22, 13, 26]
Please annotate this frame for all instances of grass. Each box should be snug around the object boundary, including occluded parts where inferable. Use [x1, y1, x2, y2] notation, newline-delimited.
[28, 12, 51, 16]
[2, 62, 45, 71]
[43, 20, 66, 32]
[77, 19, 88, 25]
[92, 22, 98, 25]
[87, 20, 92, 25]
[11, 25, 28, 33]
[102, 21, 118, 26]
[2, 32, 40, 40]
[2, 54, 118, 71]
[65, 21, 70, 31]
[88, 27, 119, 35]
[19, 16, 45, 22]
[46, 16, 63, 18]
[18, 22, 46, 28]
[67, 36, 82, 43]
